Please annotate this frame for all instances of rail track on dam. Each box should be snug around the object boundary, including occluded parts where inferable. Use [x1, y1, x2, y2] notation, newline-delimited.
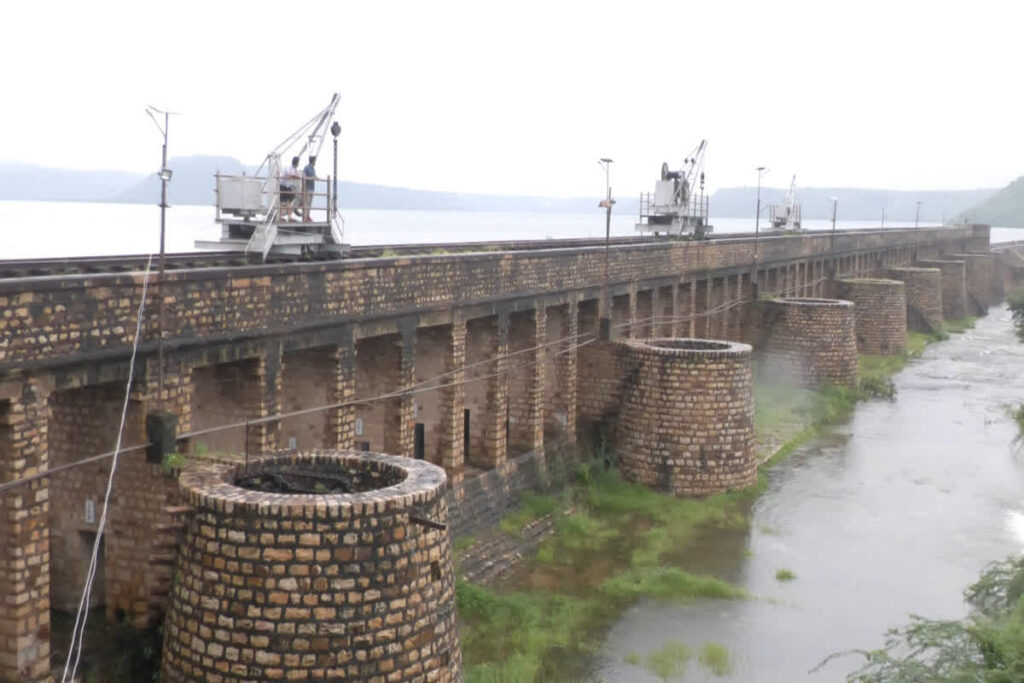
[0, 228, 867, 279]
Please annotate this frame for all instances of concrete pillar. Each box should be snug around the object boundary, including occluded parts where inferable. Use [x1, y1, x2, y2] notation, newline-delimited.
[0, 380, 51, 683]
[508, 308, 544, 457]
[694, 279, 709, 337]
[884, 267, 944, 333]
[628, 287, 639, 339]
[836, 278, 908, 354]
[329, 336, 356, 450]
[438, 320, 466, 480]
[917, 259, 967, 321]
[385, 327, 416, 457]
[666, 284, 679, 337]
[248, 345, 283, 454]
[485, 313, 509, 468]
[559, 302, 579, 443]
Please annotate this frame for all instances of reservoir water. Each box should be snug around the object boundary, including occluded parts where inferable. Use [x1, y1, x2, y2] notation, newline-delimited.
[591, 305, 1024, 682]
[1, 199, 1017, 260]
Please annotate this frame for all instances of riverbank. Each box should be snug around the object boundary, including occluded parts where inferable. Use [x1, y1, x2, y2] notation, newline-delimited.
[455, 319, 979, 682]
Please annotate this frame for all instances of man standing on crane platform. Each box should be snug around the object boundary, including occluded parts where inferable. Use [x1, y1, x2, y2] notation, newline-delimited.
[302, 156, 317, 221]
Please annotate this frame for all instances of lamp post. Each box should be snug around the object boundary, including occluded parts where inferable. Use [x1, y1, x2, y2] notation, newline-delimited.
[146, 106, 176, 410]
[753, 167, 768, 295]
[829, 196, 839, 270]
[598, 158, 614, 339]
[330, 121, 341, 222]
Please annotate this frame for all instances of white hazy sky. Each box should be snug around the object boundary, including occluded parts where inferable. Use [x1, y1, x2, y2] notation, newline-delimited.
[2, 0, 1020, 197]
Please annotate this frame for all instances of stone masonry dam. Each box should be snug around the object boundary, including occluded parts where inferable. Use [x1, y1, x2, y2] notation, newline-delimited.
[0, 223, 1018, 681]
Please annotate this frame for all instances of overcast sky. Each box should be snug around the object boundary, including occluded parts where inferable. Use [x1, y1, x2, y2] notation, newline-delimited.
[3, 0, 1020, 198]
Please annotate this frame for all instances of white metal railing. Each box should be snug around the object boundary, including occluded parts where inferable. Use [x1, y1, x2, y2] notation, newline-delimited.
[638, 192, 709, 223]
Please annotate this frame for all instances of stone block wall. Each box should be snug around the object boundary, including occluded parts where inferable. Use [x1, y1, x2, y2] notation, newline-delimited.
[951, 253, 997, 315]
[759, 298, 858, 388]
[836, 279, 908, 354]
[0, 381, 51, 683]
[615, 339, 756, 497]
[163, 451, 460, 683]
[879, 268, 943, 334]
[916, 259, 967, 321]
[0, 227, 973, 369]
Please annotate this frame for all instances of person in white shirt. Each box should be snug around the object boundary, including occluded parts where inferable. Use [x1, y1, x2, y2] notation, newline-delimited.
[281, 156, 302, 222]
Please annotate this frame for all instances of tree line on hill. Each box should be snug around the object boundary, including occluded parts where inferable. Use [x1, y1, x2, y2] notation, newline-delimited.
[1, 157, 1020, 224]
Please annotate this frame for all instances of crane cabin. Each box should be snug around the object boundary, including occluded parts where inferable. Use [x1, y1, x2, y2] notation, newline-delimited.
[635, 139, 712, 237]
[196, 93, 350, 260]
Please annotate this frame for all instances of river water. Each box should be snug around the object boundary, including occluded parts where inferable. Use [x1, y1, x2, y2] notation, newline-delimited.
[592, 305, 1024, 682]
[1, 199, 1018, 260]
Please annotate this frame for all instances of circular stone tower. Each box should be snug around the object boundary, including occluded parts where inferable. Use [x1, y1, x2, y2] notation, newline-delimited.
[760, 298, 858, 388]
[162, 451, 461, 682]
[616, 339, 756, 497]
[836, 278, 908, 354]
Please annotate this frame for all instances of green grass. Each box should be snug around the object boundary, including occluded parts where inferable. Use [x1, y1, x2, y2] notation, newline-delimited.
[453, 535, 477, 555]
[699, 642, 734, 676]
[944, 316, 977, 334]
[644, 641, 691, 681]
[599, 567, 747, 602]
[775, 568, 797, 582]
[499, 494, 559, 536]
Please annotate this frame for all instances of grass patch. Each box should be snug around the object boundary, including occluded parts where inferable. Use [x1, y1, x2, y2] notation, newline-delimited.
[499, 494, 558, 536]
[775, 567, 797, 581]
[699, 642, 734, 676]
[600, 566, 747, 602]
[944, 316, 977, 334]
[453, 535, 477, 555]
[644, 641, 691, 681]
[457, 581, 594, 683]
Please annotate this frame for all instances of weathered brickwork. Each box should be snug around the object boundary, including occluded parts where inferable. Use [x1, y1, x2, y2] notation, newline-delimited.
[163, 451, 460, 683]
[616, 339, 757, 497]
[881, 268, 943, 333]
[0, 380, 50, 683]
[759, 298, 858, 388]
[916, 260, 968, 321]
[0, 227, 973, 370]
[0, 226, 991, 675]
[836, 279, 908, 354]
[950, 253, 998, 316]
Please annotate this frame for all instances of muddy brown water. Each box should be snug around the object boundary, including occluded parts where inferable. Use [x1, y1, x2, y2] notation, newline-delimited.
[586, 305, 1024, 682]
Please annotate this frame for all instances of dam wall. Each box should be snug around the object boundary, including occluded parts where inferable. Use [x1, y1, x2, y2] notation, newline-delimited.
[0, 223, 991, 681]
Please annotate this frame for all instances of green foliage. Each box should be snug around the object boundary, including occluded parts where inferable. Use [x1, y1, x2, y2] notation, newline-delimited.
[458, 581, 593, 683]
[599, 567, 746, 602]
[453, 535, 477, 555]
[643, 641, 691, 681]
[193, 442, 210, 456]
[945, 317, 978, 335]
[827, 556, 1024, 681]
[499, 494, 558, 536]
[161, 452, 185, 473]
[1008, 288, 1024, 339]
[775, 567, 797, 581]
[699, 642, 734, 676]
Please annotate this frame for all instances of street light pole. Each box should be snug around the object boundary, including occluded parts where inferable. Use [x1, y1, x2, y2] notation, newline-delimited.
[330, 121, 341, 224]
[147, 106, 176, 410]
[598, 158, 614, 339]
[830, 196, 839, 266]
[753, 167, 767, 295]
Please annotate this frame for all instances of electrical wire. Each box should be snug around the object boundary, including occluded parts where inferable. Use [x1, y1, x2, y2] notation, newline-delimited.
[2, 268, 857, 493]
[61, 256, 153, 683]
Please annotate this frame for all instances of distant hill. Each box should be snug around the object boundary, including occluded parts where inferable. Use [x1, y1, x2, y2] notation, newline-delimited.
[0, 162, 144, 202]
[0, 156, 1001, 221]
[956, 176, 1024, 227]
[106, 155, 638, 213]
[111, 155, 249, 205]
[709, 186, 997, 222]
